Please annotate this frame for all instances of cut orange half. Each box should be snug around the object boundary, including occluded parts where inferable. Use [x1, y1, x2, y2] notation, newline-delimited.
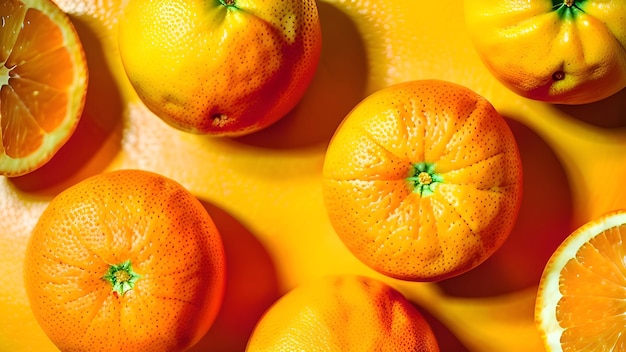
[535, 209, 626, 351]
[0, 0, 87, 177]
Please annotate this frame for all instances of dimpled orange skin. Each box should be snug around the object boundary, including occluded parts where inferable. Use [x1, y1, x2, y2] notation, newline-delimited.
[464, 0, 626, 105]
[117, 0, 322, 136]
[322, 80, 523, 282]
[23, 169, 226, 352]
[245, 275, 440, 351]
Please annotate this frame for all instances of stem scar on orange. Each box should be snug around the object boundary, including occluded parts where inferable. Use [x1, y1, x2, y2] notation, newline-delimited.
[464, 0, 626, 104]
[535, 209, 626, 351]
[23, 169, 227, 352]
[0, 0, 87, 177]
[322, 79, 523, 282]
[117, 0, 322, 137]
[246, 275, 440, 351]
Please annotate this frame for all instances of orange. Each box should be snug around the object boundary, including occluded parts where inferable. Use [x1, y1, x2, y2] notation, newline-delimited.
[0, 0, 87, 177]
[117, 0, 322, 137]
[246, 274, 440, 351]
[23, 169, 226, 352]
[322, 79, 523, 282]
[2, 1, 610, 351]
[464, 0, 626, 105]
[437, 118, 575, 297]
[535, 209, 626, 351]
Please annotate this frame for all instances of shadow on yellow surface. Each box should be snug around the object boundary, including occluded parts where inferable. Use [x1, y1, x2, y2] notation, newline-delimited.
[417, 303, 471, 352]
[437, 117, 575, 297]
[9, 17, 124, 197]
[553, 87, 626, 128]
[189, 200, 281, 352]
[5, 1, 623, 351]
[233, 1, 368, 149]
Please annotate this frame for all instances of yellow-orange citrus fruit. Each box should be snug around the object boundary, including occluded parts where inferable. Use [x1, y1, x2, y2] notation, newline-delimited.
[322, 79, 523, 282]
[117, 0, 322, 136]
[464, 0, 626, 104]
[0, 0, 87, 177]
[246, 274, 440, 351]
[535, 209, 626, 351]
[23, 169, 226, 352]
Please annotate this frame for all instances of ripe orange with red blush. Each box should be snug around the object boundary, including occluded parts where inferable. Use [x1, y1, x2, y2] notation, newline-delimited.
[118, 0, 322, 136]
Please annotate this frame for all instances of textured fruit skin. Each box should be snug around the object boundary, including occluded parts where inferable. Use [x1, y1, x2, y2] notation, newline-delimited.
[118, 0, 322, 136]
[246, 275, 440, 351]
[23, 169, 226, 352]
[2, 0, 599, 351]
[465, 0, 626, 104]
[322, 80, 523, 282]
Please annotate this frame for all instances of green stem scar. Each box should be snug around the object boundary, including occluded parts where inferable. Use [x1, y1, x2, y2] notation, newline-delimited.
[219, 0, 237, 7]
[407, 162, 443, 196]
[549, 0, 586, 81]
[103, 260, 142, 296]
[552, 0, 585, 18]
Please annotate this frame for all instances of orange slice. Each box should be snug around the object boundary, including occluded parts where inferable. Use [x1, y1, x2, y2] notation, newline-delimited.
[535, 209, 626, 351]
[0, 0, 87, 177]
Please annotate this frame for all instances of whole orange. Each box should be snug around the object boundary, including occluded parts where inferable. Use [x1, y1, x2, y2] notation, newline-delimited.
[23, 169, 226, 352]
[322, 79, 523, 282]
[465, 0, 626, 104]
[246, 275, 440, 351]
[117, 0, 322, 136]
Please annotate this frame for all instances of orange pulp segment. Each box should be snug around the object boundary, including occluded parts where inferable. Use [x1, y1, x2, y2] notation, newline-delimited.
[535, 209, 626, 351]
[0, 0, 87, 176]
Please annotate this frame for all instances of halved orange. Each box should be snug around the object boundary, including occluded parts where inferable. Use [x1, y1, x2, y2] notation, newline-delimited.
[535, 209, 626, 351]
[0, 0, 87, 177]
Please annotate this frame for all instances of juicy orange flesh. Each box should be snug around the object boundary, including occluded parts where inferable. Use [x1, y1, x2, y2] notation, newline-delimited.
[1, 2, 73, 158]
[557, 224, 626, 350]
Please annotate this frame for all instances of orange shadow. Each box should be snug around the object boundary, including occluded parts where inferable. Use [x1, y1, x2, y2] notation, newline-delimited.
[189, 201, 281, 352]
[553, 87, 626, 128]
[415, 303, 470, 352]
[232, 1, 368, 149]
[9, 15, 124, 197]
[437, 118, 575, 297]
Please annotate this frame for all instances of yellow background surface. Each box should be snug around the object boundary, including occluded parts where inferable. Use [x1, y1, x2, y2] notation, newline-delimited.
[2, 0, 625, 351]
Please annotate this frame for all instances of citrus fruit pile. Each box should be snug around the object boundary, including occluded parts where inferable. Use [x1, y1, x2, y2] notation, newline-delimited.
[1, 0, 626, 351]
